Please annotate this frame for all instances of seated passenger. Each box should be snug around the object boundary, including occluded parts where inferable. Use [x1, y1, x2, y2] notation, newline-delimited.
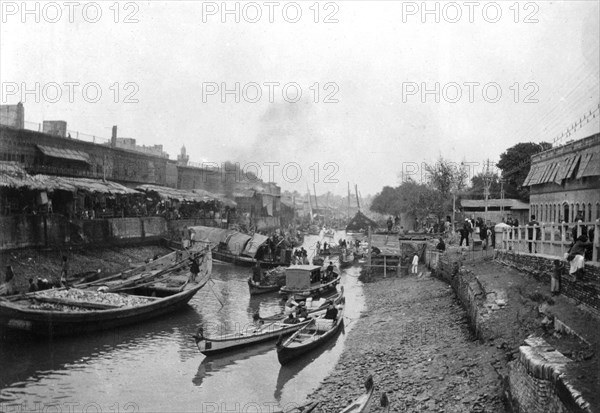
[324, 301, 338, 320]
[283, 313, 299, 324]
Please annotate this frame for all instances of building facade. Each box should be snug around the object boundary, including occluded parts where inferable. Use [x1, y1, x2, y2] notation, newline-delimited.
[524, 133, 600, 224]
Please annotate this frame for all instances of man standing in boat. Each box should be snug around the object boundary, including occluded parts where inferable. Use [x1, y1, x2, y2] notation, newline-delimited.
[189, 254, 200, 283]
[252, 262, 263, 283]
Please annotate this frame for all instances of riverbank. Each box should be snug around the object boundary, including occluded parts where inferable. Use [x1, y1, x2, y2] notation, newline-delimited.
[309, 271, 506, 412]
[0, 245, 172, 292]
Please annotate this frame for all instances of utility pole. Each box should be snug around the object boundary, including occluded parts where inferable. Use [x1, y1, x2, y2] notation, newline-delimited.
[483, 159, 492, 223]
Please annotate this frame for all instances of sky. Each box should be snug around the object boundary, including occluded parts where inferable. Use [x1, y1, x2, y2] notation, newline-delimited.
[1, 0, 599, 196]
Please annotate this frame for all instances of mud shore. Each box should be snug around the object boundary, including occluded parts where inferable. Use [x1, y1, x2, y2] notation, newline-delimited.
[309, 272, 506, 412]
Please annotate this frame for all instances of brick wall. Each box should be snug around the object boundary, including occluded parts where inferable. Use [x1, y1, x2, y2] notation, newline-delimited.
[432, 256, 589, 413]
[508, 358, 571, 413]
[495, 250, 600, 317]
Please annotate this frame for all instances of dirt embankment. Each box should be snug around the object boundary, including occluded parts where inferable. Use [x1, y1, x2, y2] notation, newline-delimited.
[309, 274, 506, 412]
[0, 245, 172, 292]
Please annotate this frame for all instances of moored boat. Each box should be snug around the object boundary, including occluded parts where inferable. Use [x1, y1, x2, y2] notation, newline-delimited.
[279, 265, 341, 297]
[276, 301, 345, 365]
[260, 286, 345, 322]
[0, 248, 212, 337]
[339, 376, 375, 413]
[247, 266, 287, 295]
[194, 317, 312, 355]
[323, 228, 335, 238]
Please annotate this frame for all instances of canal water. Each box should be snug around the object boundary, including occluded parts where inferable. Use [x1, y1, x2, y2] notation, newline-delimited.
[0, 233, 365, 412]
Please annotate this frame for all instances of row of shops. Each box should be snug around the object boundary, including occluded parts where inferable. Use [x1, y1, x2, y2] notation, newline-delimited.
[0, 162, 236, 221]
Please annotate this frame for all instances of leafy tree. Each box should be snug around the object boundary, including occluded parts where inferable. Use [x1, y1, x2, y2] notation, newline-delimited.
[424, 157, 468, 196]
[496, 142, 551, 201]
[370, 186, 402, 216]
[468, 172, 502, 199]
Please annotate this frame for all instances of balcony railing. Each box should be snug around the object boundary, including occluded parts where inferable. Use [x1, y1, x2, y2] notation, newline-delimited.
[499, 220, 600, 263]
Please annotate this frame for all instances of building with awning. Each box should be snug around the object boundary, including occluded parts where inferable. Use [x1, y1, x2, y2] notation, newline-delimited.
[136, 184, 236, 207]
[460, 198, 529, 225]
[524, 133, 600, 224]
[0, 162, 141, 216]
[36, 145, 90, 164]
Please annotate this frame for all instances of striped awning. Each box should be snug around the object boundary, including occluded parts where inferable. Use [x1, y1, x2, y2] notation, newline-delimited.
[523, 152, 599, 186]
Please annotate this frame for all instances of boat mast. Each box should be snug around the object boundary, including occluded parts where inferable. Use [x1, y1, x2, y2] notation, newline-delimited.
[355, 184, 361, 212]
[347, 182, 350, 218]
[306, 184, 313, 223]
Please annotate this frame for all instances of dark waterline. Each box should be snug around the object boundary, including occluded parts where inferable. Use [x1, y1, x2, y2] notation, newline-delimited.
[0, 233, 366, 412]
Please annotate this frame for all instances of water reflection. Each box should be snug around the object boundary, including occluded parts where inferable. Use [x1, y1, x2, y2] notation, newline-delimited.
[0, 232, 365, 411]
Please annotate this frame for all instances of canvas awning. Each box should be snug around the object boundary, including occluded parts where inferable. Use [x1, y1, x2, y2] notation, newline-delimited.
[37, 145, 90, 164]
[0, 164, 138, 194]
[188, 226, 231, 248]
[226, 233, 252, 256]
[242, 233, 269, 257]
[137, 184, 236, 206]
[523, 151, 600, 186]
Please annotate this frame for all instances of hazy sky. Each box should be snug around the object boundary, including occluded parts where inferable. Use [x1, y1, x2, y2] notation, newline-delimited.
[1, 1, 599, 196]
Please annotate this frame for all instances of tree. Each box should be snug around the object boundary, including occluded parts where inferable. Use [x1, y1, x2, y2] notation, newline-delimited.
[370, 186, 402, 216]
[424, 157, 468, 196]
[496, 142, 551, 201]
[468, 172, 501, 199]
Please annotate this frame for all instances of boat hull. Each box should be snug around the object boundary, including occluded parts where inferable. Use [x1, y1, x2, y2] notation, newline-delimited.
[248, 278, 280, 295]
[196, 320, 310, 355]
[213, 250, 286, 269]
[279, 275, 341, 298]
[0, 277, 209, 337]
[277, 313, 344, 365]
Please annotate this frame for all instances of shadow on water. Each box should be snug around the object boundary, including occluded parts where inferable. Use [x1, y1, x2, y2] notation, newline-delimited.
[0, 231, 366, 410]
[0, 306, 204, 391]
[274, 322, 346, 401]
[193, 341, 275, 387]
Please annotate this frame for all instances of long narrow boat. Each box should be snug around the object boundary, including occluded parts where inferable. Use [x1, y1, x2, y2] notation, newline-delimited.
[0, 248, 212, 337]
[276, 303, 345, 365]
[340, 376, 375, 413]
[194, 317, 313, 355]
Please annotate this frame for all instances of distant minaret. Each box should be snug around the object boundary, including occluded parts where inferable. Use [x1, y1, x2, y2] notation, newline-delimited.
[177, 145, 189, 166]
[111, 125, 117, 148]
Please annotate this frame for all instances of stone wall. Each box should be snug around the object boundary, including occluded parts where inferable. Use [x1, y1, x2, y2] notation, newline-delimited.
[495, 250, 600, 317]
[0, 216, 205, 250]
[508, 337, 591, 413]
[432, 256, 591, 413]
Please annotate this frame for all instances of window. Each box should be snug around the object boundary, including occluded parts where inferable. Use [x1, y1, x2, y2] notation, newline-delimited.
[588, 203, 592, 221]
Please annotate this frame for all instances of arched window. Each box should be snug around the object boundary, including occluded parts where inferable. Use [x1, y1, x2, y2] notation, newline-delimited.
[588, 203, 592, 221]
[564, 203, 570, 223]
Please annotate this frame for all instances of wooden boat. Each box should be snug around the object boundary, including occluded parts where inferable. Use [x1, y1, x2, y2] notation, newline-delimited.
[323, 228, 335, 238]
[279, 265, 341, 297]
[247, 267, 287, 295]
[260, 286, 345, 322]
[276, 302, 345, 365]
[340, 376, 375, 413]
[0, 248, 212, 337]
[194, 316, 313, 355]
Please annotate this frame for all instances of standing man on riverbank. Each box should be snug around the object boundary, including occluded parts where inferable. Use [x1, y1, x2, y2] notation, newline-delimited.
[60, 256, 69, 287]
[411, 253, 419, 275]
